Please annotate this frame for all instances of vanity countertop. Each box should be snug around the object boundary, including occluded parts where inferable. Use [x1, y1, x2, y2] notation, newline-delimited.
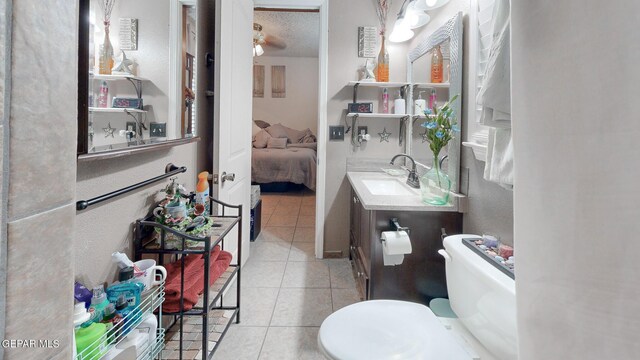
[347, 171, 462, 212]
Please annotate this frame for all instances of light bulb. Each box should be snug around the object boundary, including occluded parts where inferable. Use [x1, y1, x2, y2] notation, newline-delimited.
[255, 44, 264, 56]
[406, 2, 431, 29]
[405, 9, 419, 28]
[388, 18, 414, 43]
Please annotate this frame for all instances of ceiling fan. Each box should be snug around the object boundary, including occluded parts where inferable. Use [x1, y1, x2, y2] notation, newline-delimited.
[253, 23, 287, 56]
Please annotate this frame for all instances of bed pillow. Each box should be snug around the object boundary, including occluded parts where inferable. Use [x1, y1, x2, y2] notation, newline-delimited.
[265, 123, 290, 140]
[253, 129, 271, 148]
[267, 137, 287, 149]
[300, 129, 317, 143]
[283, 126, 307, 144]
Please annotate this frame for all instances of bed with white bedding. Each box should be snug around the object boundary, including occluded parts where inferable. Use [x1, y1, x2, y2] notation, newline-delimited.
[251, 122, 317, 190]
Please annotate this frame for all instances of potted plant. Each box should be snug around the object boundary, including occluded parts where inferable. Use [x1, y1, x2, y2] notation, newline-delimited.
[420, 94, 460, 205]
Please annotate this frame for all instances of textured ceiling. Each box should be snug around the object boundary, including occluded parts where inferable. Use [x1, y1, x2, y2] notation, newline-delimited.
[254, 10, 320, 58]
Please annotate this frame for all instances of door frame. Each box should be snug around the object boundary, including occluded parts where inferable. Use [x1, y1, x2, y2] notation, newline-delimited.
[253, 0, 328, 259]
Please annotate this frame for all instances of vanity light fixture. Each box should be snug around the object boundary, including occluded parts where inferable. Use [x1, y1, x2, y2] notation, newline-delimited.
[414, 0, 451, 11]
[388, 0, 432, 43]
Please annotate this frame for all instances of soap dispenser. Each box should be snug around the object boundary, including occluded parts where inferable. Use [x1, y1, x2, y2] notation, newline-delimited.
[393, 90, 406, 115]
[414, 91, 427, 115]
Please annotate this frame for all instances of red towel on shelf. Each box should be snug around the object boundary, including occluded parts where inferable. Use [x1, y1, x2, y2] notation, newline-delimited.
[162, 246, 233, 313]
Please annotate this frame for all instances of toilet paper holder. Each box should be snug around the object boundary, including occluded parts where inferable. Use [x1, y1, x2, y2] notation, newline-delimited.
[385, 218, 410, 238]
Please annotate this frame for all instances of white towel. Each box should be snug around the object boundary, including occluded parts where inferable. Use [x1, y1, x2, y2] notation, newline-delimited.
[477, 0, 513, 187]
[484, 128, 513, 189]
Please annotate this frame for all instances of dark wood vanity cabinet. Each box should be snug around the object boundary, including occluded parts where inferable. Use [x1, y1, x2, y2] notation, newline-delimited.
[349, 188, 462, 305]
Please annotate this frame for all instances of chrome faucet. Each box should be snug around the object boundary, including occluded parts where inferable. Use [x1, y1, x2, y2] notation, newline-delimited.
[390, 154, 420, 189]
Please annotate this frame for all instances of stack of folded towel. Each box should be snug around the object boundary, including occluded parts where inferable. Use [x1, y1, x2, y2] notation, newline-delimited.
[163, 245, 233, 313]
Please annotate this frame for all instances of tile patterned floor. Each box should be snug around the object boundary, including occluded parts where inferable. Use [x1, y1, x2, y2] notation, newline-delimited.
[210, 190, 362, 360]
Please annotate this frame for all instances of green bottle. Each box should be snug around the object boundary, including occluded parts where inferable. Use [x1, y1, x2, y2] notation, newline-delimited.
[75, 313, 107, 360]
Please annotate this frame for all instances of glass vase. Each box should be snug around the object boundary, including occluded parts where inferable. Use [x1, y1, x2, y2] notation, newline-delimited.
[420, 155, 451, 205]
[98, 22, 114, 75]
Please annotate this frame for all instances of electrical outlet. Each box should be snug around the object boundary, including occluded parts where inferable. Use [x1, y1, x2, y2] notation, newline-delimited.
[357, 126, 368, 135]
[150, 123, 167, 137]
[125, 121, 138, 133]
[329, 126, 345, 141]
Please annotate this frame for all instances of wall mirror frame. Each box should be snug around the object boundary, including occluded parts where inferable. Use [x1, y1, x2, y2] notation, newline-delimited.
[406, 12, 463, 193]
[77, 0, 200, 161]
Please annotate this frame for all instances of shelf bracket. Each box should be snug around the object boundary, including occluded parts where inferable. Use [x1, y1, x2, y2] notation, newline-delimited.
[399, 115, 409, 146]
[352, 83, 360, 103]
[351, 113, 359, 146]
[125, 77, 144, 107]
[400, 84, 409, 99]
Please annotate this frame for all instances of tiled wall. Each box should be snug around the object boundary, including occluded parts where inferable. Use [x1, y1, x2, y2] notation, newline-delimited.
[1, 0, 77, 358]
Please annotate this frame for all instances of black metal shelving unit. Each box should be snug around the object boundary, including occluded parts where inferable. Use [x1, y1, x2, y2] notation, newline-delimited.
[134, 197, 242, 360]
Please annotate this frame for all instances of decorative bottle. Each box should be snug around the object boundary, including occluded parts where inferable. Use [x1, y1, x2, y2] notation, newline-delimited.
[99, 22, 114, 75]
[376, 36, 390, 82]
[97, 81, 109, 108]
[381, 88, 389, 113]
[431, 45, 443, 83]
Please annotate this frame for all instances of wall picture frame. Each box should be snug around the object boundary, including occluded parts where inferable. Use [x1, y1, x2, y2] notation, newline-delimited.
[253, 65, 265, 98]
[271, 65, 286, 98]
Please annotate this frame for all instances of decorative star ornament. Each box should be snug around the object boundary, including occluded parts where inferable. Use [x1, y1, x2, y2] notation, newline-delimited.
[378, 127, 391, 142]
[420, 129, 429, 143]
[103, 122, 116, 138]
[112, 50, 134, 74]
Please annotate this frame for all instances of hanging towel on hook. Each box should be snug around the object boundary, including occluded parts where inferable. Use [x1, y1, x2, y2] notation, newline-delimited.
[477, 0, 513, 188]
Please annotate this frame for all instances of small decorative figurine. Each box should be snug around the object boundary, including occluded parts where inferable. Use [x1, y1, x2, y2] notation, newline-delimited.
[378, 127, 391, 142]
[361, 59, 376, 82]
[112, 50, 134, 74]
[103, 122, 116, 138]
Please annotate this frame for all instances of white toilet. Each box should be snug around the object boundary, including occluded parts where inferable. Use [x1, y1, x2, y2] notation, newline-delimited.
[318, 234, 517, 360]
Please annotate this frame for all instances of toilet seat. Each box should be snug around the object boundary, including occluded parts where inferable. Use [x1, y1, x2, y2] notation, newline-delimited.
[318, 300, 472, 360]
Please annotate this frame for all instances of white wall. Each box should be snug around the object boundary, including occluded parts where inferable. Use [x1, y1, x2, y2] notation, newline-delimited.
[324, 0, 409, 253]
[253, 56, 319, 135]
[512, 1, 640, 358]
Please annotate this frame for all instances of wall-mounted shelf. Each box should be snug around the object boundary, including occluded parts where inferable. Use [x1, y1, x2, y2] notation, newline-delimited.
[413, 82, 450, 89]
[462, 141, 488, 162]
[347, 81, 410, 88]
[91, 73, 149, 82]
[89, 107, 147, 114]
[347, 113, 410, 119]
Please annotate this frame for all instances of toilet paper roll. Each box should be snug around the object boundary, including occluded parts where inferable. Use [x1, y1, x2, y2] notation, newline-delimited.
[381, 231, 412, 266]
[381, 231, 412, 255]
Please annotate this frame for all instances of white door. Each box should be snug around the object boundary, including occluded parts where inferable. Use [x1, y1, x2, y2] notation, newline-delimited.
[213, 0, 253, 265]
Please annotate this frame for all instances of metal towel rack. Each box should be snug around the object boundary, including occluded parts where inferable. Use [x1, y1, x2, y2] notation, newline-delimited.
[76, 163, 187, 211]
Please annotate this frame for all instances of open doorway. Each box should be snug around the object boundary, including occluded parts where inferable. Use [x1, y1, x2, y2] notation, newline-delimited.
[250, 7, 322, 255]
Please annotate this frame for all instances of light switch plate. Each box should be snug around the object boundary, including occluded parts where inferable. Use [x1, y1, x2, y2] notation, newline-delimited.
[150, 123, 166, 137]
[329, 126, 345, 141]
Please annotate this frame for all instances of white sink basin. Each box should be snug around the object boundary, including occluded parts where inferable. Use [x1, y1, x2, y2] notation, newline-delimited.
[361, 179, 414, 196]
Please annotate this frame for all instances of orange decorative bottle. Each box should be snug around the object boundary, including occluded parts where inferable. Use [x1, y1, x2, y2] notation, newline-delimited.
[431, 45, 443, 83]
[195, 171, 210, 216]
[376, 36, 390, 82]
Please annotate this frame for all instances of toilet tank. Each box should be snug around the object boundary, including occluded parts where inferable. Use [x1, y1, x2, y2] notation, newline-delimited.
[441, 235, 517, 360]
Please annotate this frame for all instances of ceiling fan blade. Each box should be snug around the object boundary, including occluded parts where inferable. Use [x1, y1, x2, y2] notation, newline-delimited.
[265, 35, 287, 49]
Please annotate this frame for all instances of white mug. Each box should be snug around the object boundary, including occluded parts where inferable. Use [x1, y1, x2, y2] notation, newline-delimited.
[133, 259, 167, 290]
